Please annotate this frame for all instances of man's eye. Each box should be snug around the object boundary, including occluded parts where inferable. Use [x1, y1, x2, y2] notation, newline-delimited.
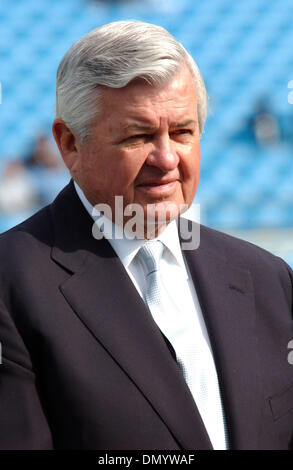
[127, 134, 151, 142]
[131, 134, 147, 139]
[172, 129, 191, 135]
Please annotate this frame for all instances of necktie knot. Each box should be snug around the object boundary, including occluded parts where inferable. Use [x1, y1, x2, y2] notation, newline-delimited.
[137, 240, 164, 277]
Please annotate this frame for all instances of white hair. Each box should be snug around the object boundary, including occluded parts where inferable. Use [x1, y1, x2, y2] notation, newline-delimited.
[55, 20, 207, 143]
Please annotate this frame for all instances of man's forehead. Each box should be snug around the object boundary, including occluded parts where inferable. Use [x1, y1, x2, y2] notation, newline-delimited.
[99, 66, 198, 132]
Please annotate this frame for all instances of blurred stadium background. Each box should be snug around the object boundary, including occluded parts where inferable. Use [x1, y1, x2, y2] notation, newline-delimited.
[0, 0, 292, 266]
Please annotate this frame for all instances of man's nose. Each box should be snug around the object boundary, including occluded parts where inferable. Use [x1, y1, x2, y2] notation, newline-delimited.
[145, 135, 179, 171]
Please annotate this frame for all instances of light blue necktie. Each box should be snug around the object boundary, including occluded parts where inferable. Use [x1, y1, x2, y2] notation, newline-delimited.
[137, 240, 228, 450]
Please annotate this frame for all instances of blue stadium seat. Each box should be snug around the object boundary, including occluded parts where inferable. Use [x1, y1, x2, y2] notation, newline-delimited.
[0, 0, 293, 248]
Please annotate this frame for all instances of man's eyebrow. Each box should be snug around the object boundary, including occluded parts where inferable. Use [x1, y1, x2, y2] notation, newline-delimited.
[121, 119, 197, 134]
[170, 119, 197, 128]
[121, 123, 157, 134]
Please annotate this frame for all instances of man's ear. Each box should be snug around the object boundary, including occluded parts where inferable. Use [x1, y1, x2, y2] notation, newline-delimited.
[52, 118, 80, 171]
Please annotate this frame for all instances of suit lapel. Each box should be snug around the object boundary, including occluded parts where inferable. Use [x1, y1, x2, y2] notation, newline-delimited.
[50, 182, 212, 450]
[181, 223, 262, 450]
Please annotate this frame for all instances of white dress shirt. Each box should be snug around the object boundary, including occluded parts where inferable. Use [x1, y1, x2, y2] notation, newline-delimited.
[74, 181, 228, 450]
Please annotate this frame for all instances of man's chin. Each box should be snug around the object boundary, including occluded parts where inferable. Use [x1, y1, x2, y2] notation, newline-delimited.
[145, 201, 182, 223]
[121, 200, 189, 239]
[142, 200, 188, 239]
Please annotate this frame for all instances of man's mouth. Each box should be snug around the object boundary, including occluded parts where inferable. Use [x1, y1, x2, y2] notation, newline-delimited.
[137, 179, 178, 195]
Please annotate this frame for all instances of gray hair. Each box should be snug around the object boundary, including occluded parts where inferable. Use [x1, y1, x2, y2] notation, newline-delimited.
[55, 20, 207, 143]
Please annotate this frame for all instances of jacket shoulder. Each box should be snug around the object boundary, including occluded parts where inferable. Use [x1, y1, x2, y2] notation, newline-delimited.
[0, 205, 54, 267]
[0, 203, 53, 239]
[199, 224, 292, 280]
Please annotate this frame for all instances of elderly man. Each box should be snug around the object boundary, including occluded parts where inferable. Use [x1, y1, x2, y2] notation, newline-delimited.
[0, 21, 292, 451]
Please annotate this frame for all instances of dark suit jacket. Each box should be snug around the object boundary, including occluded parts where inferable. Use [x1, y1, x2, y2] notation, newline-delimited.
[0, 180, 292, 450]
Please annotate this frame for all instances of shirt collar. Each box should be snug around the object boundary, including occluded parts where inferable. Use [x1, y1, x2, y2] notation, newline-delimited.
[74, 181, 189, 277]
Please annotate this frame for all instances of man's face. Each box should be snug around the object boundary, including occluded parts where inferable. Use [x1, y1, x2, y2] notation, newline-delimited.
[72, 65, 201, 236]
